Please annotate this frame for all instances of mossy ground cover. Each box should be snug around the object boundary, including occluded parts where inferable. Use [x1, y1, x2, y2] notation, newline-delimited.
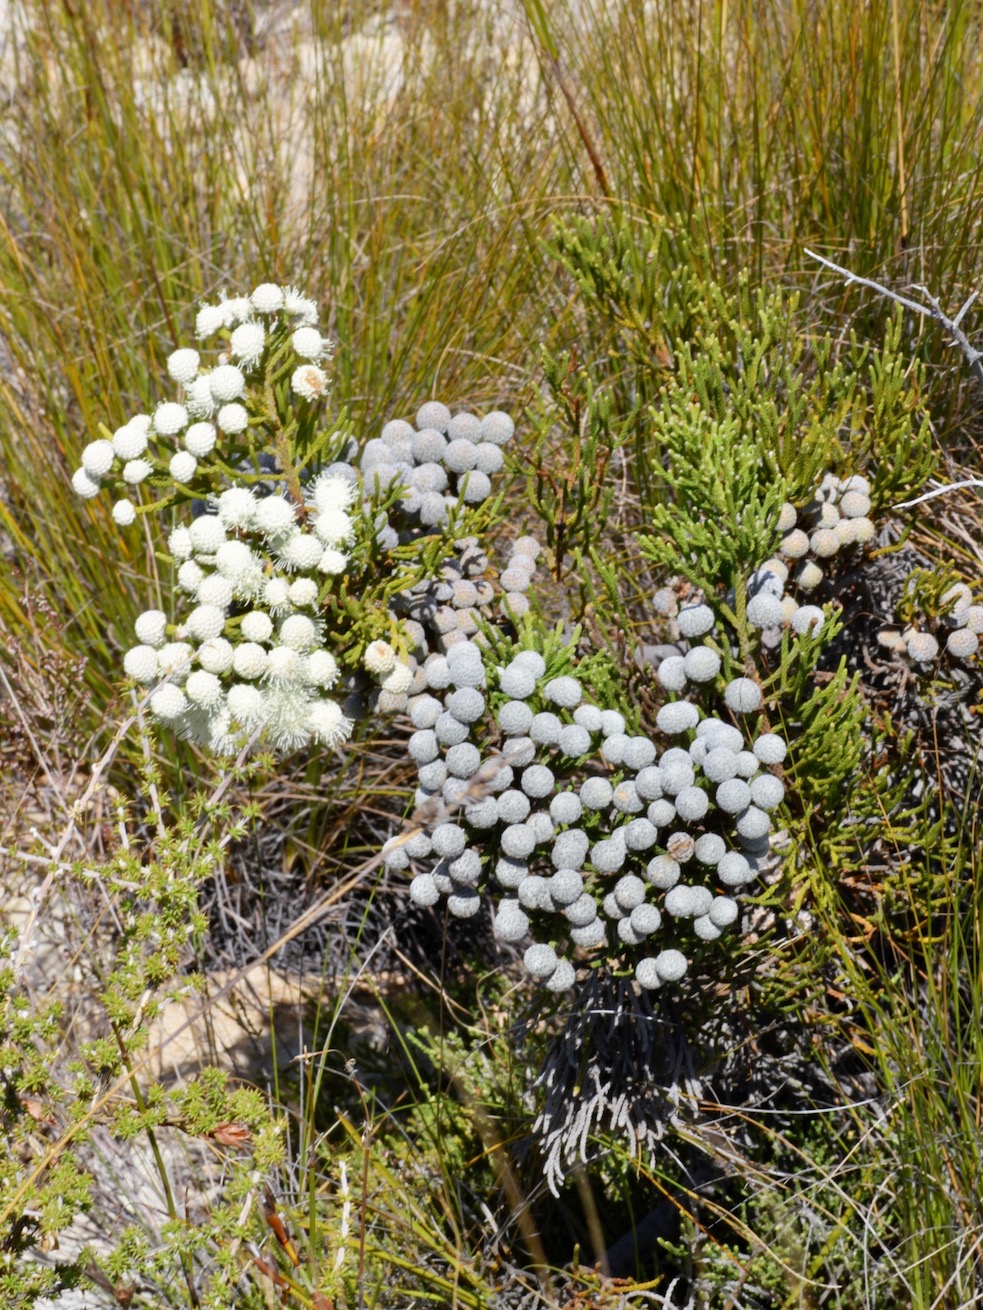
[1, 2, 982, 1306]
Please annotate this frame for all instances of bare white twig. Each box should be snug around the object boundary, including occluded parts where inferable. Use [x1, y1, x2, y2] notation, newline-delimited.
[806, 248, 983, 509]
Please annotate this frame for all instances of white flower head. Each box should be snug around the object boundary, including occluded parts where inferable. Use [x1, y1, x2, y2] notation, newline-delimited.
[308, 699, 352, 749]
[313, 509, 353, 546]
[177, 560, 204, 592]
[151, 684, 188, 722]
[240, 610, 274, 643]
[82, 439, 115, 478]
[209, 364, 246, 403]
[186, 375, 217, 418]
[254, 495, 296, 538]
[184, 422, 217, 458]
[167, 348, 200, 384]
[291, 327, 327, 360]
[186, 604, 226, 642]
[214, 539, 257, 580]
[153, 402, 188, 436]
[276, 530, 323, 572]
[186, 669, 224, 708]
[279, 614, 318, 651]
[112, 422, 148, 460]
[198, 636, 234, 674]
[291, 364, 328, 402]
[229, 321, 266, 370]
[217, 403, 249, 434]
[265, 645, 304, 684]
[72, 467, 101, 499]
[263, 576, 292, 612]
[311, 472, 356, 514]
[218, 295, 252, 327]
[135, 609, 168, 647]
[122, 459, 153, 486]
[318, 548, 348, 575]
[188, 515, 227, 554]
[306, 650, 339, 688]
[195, 304, 225, 338]
[215, 486, 256, 530]
[123, 645, 158, 683]
[112, 499, 137, 526]
[196, 574, 234, 609]
[232, 642, 268, 679]
[283, 285, 319, 324]
[168, 526, 193, 559]
[227, 683, 265, 725]
[169, 451, 197, 484]
[288, 578, 319, 607]
[380, 662, 413, 694]
[157, 641, 194, 678]
[364, 640, 397, 675]
[250, 283, 284, 313]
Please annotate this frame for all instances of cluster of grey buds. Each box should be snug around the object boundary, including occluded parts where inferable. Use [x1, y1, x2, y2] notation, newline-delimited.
[773, 473, 875, 592]
[878, 580, 983, 666]
[387, 613, 786, 993]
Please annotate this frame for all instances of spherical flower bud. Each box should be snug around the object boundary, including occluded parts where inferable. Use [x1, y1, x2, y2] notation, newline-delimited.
[724, 677, 762, 713]
[791, 605, 825, 636]
[677, 603, 715, 637]
[72, 467, 102, 498]
[656, 701, 700, 734]
[851, 517, 876, 544]
[112, 499, 136, 526]
[749, 773, 785, 810]
[694, 833, 726, 865]
[656, 656, 687, 691]
[292, 365, 328, 401]
[123, 645, 158, 683]
[311, 473, 356, 514]
[119, 458, 151, 486]
[188, 515, 226, 553]
[254, 496, 296, 537]
[683, 646, 720, 682]
[717, 851, 753, 887]
[186, 669, 223, 708]
[524, 943, 558, 979]
[777, 502, 797, 532]
[906, 631, 939, 664]
[217, 403, 249, 434]
[674, 785, 709, 822]
[135, 609, 168, 647]
[478, 410, 514, 445]
[250, 283, 283, 312]
[167, 348, 200, 384]
[746, 592, 784, 628]
[186, 375, 216, 418]
[460, 469, 492, 504]
[963, 606, 983, 635]
[736, 805, 771, 841]
[716, 778, 752, 813]
[150, 684, 188, 721]
[81, 439, 115, 479]
[545, 675, 582, 708]
[153, 402, 188, 435]
[177, 560, 203, 594]
[169, 450, 198, 484]
[653, 949, 688, 983]
[947, 628, 979, 659]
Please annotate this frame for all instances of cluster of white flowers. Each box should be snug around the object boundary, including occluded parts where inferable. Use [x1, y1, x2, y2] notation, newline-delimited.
[72, 282, 523, 757]
[878, 579, 983, 666]
[389, 607, 785, 992]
